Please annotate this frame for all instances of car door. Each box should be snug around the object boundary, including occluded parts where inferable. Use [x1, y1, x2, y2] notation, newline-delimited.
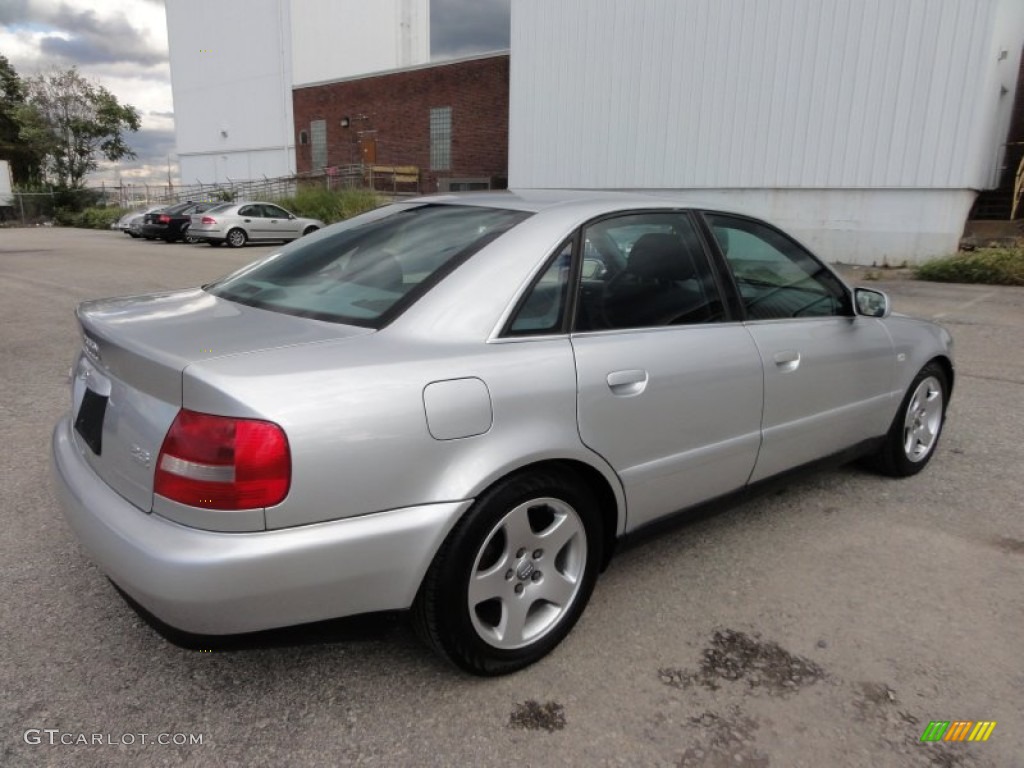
[704, 213, 896, 482]
[236, 204, 267, 240]
[566, 211, 765, 531]
[262, 203, 302, 240]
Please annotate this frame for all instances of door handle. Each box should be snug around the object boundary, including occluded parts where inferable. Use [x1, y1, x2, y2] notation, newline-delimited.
[773, 350, 801, 372]
[606, 369, 648, 396]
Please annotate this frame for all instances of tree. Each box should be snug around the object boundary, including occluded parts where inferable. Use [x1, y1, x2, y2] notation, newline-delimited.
[21, 67, 140, 189]
[0, 54, 43, 184]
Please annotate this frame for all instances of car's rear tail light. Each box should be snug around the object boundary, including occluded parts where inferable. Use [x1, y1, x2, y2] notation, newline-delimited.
[158, 214, 171, 224]
[201, 216, 216, 225]
[155, 409, 290, 510]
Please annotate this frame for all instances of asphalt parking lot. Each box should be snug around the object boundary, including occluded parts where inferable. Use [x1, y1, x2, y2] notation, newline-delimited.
[1, 227, 1022, 767]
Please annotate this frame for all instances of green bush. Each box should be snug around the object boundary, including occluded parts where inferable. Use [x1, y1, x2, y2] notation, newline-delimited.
[916, 248, 1024, 286]
[275, 187, 381, 224]
[59, 206, 130, 229]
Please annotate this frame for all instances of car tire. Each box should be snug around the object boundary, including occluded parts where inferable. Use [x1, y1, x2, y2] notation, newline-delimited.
[302, 226, 319, 236]
[413, 469, 602, 676]
[869, 361, 949, 477]
[226, 228, 247, 248]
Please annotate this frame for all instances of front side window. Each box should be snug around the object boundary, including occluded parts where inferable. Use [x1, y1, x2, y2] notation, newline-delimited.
[706, 214, 850, 320]
[575, 212, 726, 331]
[207, 204, 530, 327]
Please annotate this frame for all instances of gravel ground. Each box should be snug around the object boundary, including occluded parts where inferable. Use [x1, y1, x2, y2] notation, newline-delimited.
[1, 227, 1022, 767]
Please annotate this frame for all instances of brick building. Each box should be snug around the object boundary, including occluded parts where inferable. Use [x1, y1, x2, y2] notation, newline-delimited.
[293, 53, 509, 193]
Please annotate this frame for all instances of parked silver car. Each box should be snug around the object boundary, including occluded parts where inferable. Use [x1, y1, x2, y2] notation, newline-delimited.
[187, 201, 323, 247]
[116, 205, 164, 237]
[52, 192, 953, 674]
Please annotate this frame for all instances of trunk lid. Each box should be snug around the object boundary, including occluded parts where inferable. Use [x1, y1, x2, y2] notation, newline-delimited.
[71, 288, 372, 511]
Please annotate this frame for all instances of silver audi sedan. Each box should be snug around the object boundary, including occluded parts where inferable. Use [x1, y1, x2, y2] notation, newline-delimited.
[187, 201, 323, 247]
[52, 191, 953, 675]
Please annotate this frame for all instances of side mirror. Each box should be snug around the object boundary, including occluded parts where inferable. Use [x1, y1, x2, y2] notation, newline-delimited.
[581, 258, 606, 279]
[854, 287, 891, 318]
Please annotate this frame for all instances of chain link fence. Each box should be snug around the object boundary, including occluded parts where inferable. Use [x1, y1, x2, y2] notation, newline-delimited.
[1, 165, 420, 226]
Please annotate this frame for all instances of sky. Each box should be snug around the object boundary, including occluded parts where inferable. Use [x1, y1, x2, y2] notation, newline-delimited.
[0, 0, 511, 188]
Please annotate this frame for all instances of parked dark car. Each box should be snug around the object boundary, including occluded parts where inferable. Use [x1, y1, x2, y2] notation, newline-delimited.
[141, 202, 219, 243]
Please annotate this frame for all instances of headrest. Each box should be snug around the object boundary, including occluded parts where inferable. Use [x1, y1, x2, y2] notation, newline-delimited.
[627, 232, 696, 281]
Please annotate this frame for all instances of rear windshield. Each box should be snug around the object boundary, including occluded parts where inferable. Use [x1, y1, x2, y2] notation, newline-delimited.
[205, 204, 531, 327]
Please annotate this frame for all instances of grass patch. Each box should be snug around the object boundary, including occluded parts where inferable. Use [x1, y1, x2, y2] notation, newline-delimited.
[275, 186, 382, 225]
[916, 247, 1024, 286]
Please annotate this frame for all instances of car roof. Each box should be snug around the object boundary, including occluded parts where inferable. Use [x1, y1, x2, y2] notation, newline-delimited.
[407, 189, 750, 218]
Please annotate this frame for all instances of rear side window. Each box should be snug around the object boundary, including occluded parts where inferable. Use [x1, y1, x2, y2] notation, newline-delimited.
[206, 204, 531, 327]
[507, 240, 573, 335]
[575, 212, 726, 331]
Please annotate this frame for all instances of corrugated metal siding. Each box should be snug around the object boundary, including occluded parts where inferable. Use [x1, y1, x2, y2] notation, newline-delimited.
[510, 0, 1010, 189]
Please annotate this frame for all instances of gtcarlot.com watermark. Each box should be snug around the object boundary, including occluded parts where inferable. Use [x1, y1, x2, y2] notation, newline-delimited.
[24, 729, 203, 747]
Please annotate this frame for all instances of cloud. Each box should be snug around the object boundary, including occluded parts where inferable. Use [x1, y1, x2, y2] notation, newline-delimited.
[93, 125, 178, 186]
[35, 4, 167, 68]
[431, 0, 510, 59]
[129, 126, 177, 163]
[0, 0, 29, 26]
[2, 1, 167, 72]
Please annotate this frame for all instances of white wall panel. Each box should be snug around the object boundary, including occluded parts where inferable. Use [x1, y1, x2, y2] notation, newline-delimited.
[510, 0, 1023, 191]
[166, 0, 295, 183]
[291, 0, 429, 87]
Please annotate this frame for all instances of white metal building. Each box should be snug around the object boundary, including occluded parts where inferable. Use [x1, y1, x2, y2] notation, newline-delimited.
[509, 0, 1024, 264]
[165, 0, 429, 186]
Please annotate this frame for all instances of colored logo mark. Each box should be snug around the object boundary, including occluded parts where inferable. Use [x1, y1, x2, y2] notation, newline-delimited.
[920, 721, 996, 742]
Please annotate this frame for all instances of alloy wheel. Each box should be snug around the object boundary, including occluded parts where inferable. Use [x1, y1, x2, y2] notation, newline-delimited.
[467, 497, 587, 650]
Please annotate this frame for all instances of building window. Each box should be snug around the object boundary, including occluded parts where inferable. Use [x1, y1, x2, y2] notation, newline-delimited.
[430, 107, 452, 171]
[439, 178, 491, 192]
[311, 119, 327, 171]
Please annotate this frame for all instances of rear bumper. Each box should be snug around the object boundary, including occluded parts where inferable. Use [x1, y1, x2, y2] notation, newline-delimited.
[51, 416, 468, 634]
[187, 230, 224, 241]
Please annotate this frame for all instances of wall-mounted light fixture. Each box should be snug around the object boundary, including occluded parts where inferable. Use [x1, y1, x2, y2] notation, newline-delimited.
[220, 129, 228, 138]
[341, 115, 369, 129]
